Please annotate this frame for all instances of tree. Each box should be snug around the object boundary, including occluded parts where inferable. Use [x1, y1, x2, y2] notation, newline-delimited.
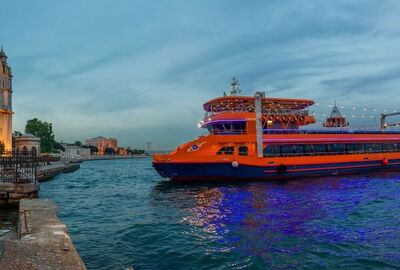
[133, 149, 145, 155]
[127, 148, 145, 155]
[74, 141, 82, 146]
[53, 141, 65, 152]
[25, 118, 55, 153]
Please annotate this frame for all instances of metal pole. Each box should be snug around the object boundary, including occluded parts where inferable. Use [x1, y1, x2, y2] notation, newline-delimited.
[380, 114, 385, 131]
[255, 93, 263, 158]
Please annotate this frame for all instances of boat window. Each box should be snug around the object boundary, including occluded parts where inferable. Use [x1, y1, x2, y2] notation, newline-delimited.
[304, 144, 326, 155]
[365, 143, 382, 153]
[280, 145, 292, 156]
[293, 144, 304, 156]
[208, 121, 246, 135]
[326, 144, 346, 154]
[382, 143, 397, 152]
[263, 145, 280, 157]
[281, 144, 304, 156]
[216, 146, 234, 155]
[238, 146, 248, 156]
[232, 122, 246, 134]
[262, 142, 399, 158]
[346, 143, 364, 153]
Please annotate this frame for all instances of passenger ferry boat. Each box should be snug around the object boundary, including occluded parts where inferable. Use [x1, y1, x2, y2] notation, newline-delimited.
[153, 79, 400, 181]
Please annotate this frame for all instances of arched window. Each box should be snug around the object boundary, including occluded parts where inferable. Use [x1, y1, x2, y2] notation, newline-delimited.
[31, 146, 37, 156]
[22, 146, 28, 152]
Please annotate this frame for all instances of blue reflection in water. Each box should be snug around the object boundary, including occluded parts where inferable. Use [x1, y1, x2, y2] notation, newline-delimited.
[40, 159, 400, 270]
[157, 175, 400, 269]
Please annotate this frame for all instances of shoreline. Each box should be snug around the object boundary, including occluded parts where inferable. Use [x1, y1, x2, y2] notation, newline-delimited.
[83, 155, 151, 162]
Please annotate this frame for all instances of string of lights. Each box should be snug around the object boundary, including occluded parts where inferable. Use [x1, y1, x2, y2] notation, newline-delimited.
[310, 100, 400, 129]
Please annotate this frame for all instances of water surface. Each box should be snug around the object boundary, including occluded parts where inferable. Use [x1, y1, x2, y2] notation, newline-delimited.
[40, 158, 400, 269]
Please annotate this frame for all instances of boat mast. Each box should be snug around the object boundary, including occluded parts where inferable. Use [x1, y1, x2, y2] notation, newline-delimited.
[230, 77, 241, 96]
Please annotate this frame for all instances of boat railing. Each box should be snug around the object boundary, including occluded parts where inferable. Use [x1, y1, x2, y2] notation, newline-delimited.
[210, 130, 247, 135]
[262, 128, 400, 135]
[264, 148, 398, 158]
[204, 108, 311, 118]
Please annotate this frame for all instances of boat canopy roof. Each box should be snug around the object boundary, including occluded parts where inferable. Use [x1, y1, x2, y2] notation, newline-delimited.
[203, 96, 315, 112]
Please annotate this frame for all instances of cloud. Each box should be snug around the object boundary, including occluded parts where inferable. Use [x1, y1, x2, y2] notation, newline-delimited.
[2, 0, 400, 149]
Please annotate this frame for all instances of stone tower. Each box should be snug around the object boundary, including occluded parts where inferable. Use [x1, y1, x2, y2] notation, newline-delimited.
[323, 103, 348, 128]
[0, 46, 13, 151]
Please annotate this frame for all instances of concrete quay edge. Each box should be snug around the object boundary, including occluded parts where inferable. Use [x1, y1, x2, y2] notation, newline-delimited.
[0, 198, 86, 270]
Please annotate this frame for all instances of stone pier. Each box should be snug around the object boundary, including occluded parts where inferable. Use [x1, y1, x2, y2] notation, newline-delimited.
[0, 183, 39, 205]
[37, 163, 80, 181]
[0, 199, 86, 269]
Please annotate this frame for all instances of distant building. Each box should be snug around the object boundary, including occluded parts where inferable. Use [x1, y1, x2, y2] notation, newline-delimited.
[0, 46, 13, 151]
[62, 144, 91, 161]
[85, 136, 118, 155]
[324, 103, 349, 128]
[15, 133, 40, 156]
[117, 147, 128, 156]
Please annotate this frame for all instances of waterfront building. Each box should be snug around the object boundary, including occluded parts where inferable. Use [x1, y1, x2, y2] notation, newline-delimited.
[15, 133, 41, 156]
[85, 136, 118, 155]
[61, 144, 91, 161]
[117, 147, 128, 156]
[0, 46, 13, 151]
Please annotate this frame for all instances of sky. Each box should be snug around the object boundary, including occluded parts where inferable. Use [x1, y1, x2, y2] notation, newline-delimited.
[1, 0, 400, 150]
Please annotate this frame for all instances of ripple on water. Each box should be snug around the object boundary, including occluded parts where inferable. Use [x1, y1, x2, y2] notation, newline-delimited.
[40, 159, 400, 270]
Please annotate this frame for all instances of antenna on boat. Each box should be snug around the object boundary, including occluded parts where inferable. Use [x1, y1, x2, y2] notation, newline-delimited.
[230, 77, 241, 96]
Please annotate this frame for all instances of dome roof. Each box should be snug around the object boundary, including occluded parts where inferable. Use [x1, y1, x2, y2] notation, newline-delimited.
[19, 133, 40, 139]
[22, 133, 35, 137]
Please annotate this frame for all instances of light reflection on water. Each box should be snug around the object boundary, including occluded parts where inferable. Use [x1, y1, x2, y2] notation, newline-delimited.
[40, 159, 400, 269]
[153, 174, 400, 269]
